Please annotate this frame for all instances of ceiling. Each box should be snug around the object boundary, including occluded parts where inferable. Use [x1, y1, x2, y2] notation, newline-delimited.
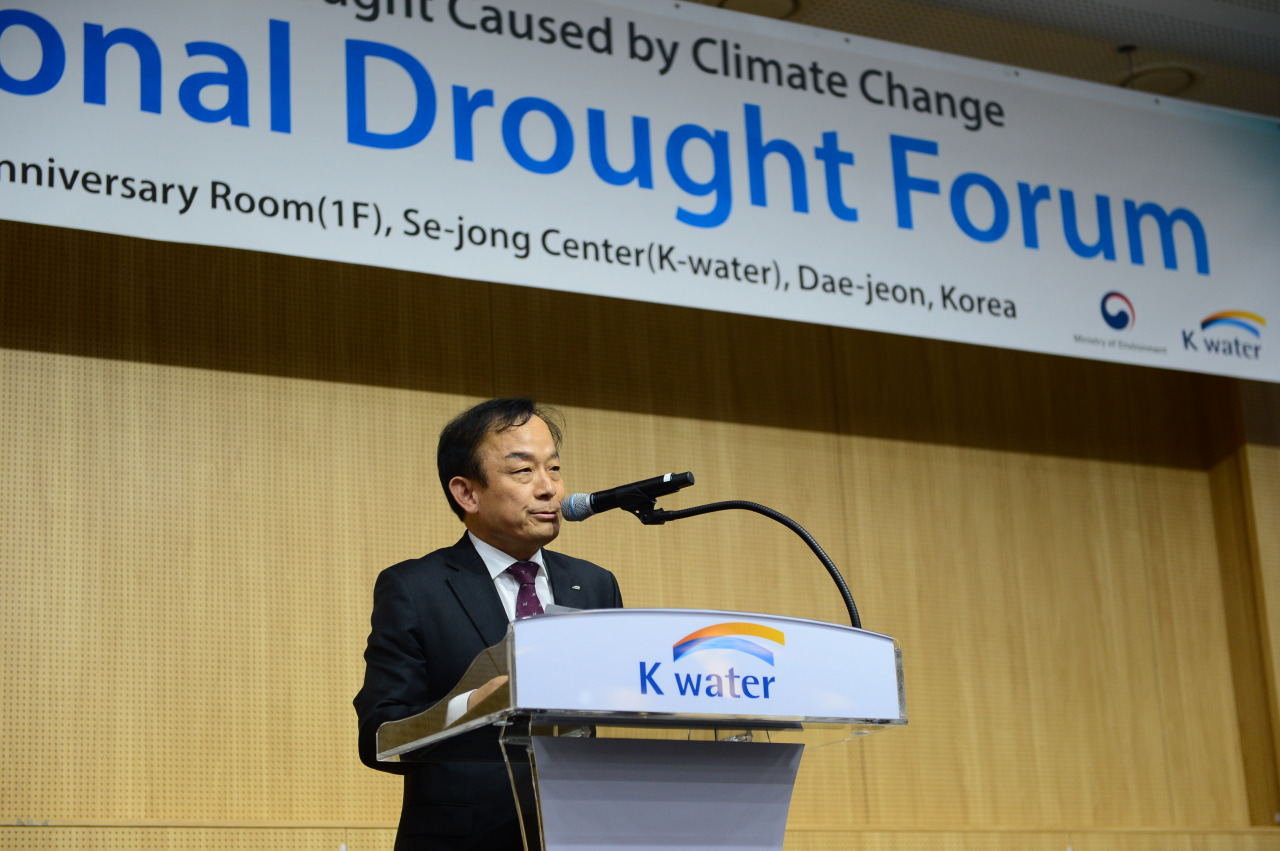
[691, 0, 1280, 117]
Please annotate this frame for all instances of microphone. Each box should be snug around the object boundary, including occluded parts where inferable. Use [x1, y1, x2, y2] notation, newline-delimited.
[561, 472, 695, 521]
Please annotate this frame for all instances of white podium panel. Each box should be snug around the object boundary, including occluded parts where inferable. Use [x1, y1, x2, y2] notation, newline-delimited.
[512, 609, 903, 723]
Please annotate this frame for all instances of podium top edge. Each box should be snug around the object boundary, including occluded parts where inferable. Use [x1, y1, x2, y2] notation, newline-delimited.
[524, 607, 894, 640]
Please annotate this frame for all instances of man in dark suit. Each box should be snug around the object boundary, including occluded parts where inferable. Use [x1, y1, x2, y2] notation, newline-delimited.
[354, 398, 622, 851]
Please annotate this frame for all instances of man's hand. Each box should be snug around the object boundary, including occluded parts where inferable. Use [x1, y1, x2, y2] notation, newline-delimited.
[466, 675, 509, 712]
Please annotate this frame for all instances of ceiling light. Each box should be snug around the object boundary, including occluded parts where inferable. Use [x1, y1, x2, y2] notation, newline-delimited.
[1115, 44, 1201, 97]
[1119, 63, 1202, 95]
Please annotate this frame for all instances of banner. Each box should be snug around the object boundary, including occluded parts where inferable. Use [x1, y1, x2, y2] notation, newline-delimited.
[2, 0, 1277, 381]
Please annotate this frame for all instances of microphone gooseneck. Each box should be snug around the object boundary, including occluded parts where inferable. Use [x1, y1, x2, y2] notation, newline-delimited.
[561, 472, 863, 630]
[637, 499, 861, 630]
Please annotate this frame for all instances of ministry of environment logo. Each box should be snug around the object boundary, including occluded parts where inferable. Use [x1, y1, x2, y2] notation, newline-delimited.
[1100, 291, 1135, 330]
[672, 622, 786, 665]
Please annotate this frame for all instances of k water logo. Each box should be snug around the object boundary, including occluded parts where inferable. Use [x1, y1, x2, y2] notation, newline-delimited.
[639, 622, 785, 700]
[1182, 310, 1266, 361]
[672, 622, 785, 665]
[1101, 291, 1135, 330]
[1202, 311, 1266, 337]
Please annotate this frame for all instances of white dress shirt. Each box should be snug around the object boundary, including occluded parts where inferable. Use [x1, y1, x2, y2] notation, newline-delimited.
[467, 531, 555, 617]
[443, 532, 556, 725]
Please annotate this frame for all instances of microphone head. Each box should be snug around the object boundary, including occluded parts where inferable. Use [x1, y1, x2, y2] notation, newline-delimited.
[560, 492, 594, 522]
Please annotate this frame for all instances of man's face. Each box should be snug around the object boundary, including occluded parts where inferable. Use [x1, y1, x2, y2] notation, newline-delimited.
[451, 415, 564, 560]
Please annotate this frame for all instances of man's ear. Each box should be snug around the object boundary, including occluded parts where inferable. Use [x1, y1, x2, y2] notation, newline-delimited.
[449, 476, 481, 516]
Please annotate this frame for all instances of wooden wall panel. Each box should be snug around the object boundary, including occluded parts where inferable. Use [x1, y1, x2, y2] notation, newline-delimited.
[808, 446, 1247, 830]
[6, 827, 1280, 850]
[0, 827, 391, 850]
[786, 832, 1280, 851]
[1210, 441, 1280, 826]
[0, 350, 443, 824]
[2, 219, 1275, 844]
[1240, 381, 1280, 812]
[785, 832, 1280, 851]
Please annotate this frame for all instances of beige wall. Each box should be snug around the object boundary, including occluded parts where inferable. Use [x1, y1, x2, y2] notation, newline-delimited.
[2, 220, 1278, 848]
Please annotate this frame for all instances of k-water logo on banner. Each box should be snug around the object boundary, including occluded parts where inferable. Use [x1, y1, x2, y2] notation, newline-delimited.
[1182, 311, 1266, 361]
[639, 622, 784, 699]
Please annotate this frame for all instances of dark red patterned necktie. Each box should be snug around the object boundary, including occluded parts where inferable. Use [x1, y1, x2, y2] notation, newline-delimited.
[506, 562, 544, 618]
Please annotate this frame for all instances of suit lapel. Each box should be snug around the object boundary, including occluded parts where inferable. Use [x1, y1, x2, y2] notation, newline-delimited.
[546, 552, 589, 610]
[443, 535, 510, 648]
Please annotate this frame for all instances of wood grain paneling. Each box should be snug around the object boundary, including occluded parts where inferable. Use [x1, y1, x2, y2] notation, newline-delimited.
[2, 218, 1277, 844]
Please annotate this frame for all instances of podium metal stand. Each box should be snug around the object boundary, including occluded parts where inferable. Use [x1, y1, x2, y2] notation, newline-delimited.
[377, 608, 906, 851]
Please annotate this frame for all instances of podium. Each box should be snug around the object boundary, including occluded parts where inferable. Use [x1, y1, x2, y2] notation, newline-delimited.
[377, 608, 906, 851]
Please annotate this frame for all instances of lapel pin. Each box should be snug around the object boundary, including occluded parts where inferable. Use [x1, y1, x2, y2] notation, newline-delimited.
[572, 585, 581, 590]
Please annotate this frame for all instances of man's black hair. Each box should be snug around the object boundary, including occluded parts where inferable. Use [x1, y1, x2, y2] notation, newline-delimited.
[437, 398, 563, 520]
